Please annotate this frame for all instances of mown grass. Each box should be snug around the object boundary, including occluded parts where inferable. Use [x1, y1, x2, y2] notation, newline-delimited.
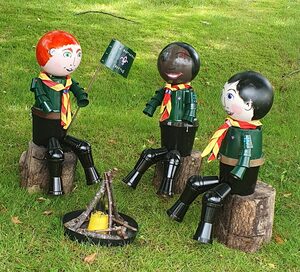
[0, 0, 299, 271]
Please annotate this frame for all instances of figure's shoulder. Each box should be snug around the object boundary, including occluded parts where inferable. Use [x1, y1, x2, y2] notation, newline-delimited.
[30, 77, 43, 91]
[185, 85, 194, 91]
[69, 76, 76, 83]
[155, 87, 165, 94]
[70, 77, 80, 86]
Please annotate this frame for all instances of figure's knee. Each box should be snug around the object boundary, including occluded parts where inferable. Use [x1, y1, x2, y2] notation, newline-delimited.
[141, 147, 168, 162]
[47, 148, 64, 161]
[47, 137, 64, 162]
[202, 183, 231, 207]
[187, 175, 202, 189]
[64, 135, 91, 153]
[76, 140, 91, 153]
[166, 150, 181, 160]
[141, 148, 155, 161]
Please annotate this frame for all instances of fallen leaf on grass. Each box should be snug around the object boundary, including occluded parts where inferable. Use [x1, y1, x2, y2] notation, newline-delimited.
[268, 263, 276, 269]
[200, 20, 211, 25]
[37, 197, 47, 202]
[283, 193, 292, 197]
[0, 204, 8, 213]
[72, 185, 78, 193]
[11, 216, 22, 224]
[83, 253, 97, 264]
[108, 139, 117, 145]
[146, 138, 156, 145]
[43, 210, 53, 216]
[274, 234, 285, 244]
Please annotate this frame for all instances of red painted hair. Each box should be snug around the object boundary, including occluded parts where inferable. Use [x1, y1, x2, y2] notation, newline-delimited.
[36, 30, 80, 66]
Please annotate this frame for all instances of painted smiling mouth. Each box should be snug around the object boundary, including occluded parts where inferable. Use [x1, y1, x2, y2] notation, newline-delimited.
[225, 110, 234, 116]
[165, 72, 183, 79]
[66, 68, 74, 72]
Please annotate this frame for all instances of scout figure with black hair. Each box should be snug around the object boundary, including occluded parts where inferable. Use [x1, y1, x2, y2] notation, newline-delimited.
[31, 30, 100, 195]
[123, 42, 200, 197]
[167, 71, 274, 243]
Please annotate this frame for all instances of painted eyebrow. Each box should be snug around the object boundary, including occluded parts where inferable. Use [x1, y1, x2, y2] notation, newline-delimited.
[63, 48, 73, 52]
[176, 51, 190, 57]
[228, 88, 237, 93]
[76, 48, 81, 53]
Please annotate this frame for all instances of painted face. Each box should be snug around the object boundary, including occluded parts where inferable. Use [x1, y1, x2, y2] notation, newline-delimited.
[157, 44, 193, 84]
[221, 81, 254, 122]
[42, 44, 82, 76]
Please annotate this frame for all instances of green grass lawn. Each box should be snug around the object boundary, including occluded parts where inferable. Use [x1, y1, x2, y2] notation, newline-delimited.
[0, 0, 300, 271]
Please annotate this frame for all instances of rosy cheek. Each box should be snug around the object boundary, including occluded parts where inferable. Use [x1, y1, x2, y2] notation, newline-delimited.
[231, 104, 243, 114]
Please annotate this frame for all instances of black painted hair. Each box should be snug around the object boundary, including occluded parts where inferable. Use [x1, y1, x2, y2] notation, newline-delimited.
[228, 71, 274, 120]
[160, 42, 201, 80]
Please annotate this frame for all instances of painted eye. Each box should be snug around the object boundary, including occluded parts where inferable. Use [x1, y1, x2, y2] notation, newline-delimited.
[77, 51, 82, 58]
[63, 51, 72, 58]
[227, 93, 234, 99]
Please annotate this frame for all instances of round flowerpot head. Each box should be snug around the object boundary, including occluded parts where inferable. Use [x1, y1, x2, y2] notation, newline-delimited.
[221, 71, 274, 121]
[36, 30, 82, 77]
[157, 42, 200, 84]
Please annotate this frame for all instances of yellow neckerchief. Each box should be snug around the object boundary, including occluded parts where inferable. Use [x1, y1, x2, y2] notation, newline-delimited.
[159, 82, 191, 122]
[38, 72, 72, 129]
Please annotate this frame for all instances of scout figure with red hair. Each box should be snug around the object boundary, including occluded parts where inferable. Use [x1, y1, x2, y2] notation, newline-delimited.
[31, 30, 100, 195]
[123, 42, 200, 197]
[167, 71, 274, 244]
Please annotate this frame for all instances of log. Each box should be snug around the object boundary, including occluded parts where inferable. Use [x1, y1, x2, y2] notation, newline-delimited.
[214, 181, 276, 253]
[152, 151, 202, 194]
[19, 141, 77, 194]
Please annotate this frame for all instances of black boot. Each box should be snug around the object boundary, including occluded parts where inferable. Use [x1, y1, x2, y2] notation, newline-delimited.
[123, 147, 168, 189]
[193, 183, 231, 244]
[63, 135, 100, 185]
[47, 137, 64, 195]
[167, 175, 219, 222]
[157, 150, 181, 197]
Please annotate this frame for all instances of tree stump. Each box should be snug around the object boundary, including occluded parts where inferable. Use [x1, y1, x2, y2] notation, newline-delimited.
[19, 141, 77, 194]
[152, 151, 202, 194]
[214, 181, 276, 253]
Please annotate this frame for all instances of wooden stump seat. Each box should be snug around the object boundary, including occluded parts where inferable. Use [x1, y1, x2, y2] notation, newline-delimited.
[19, 141, 77, 194]
[214, 181, 276, 252]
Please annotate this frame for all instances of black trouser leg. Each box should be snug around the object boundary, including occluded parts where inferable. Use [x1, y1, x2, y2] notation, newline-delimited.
[63, 135, 100, 185]
[122, 147, 168, 189]
[157, 150, 181, 197]
[47, 137, 64, 195]
[167, 175, 219, 221]
[193, 183, 231, 244]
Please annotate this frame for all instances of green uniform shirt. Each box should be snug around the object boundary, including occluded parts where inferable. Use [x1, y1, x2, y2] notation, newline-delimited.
[143, 87, 197, 123]
[30, 75, 88, 113]
[219, 126, 263, 159]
